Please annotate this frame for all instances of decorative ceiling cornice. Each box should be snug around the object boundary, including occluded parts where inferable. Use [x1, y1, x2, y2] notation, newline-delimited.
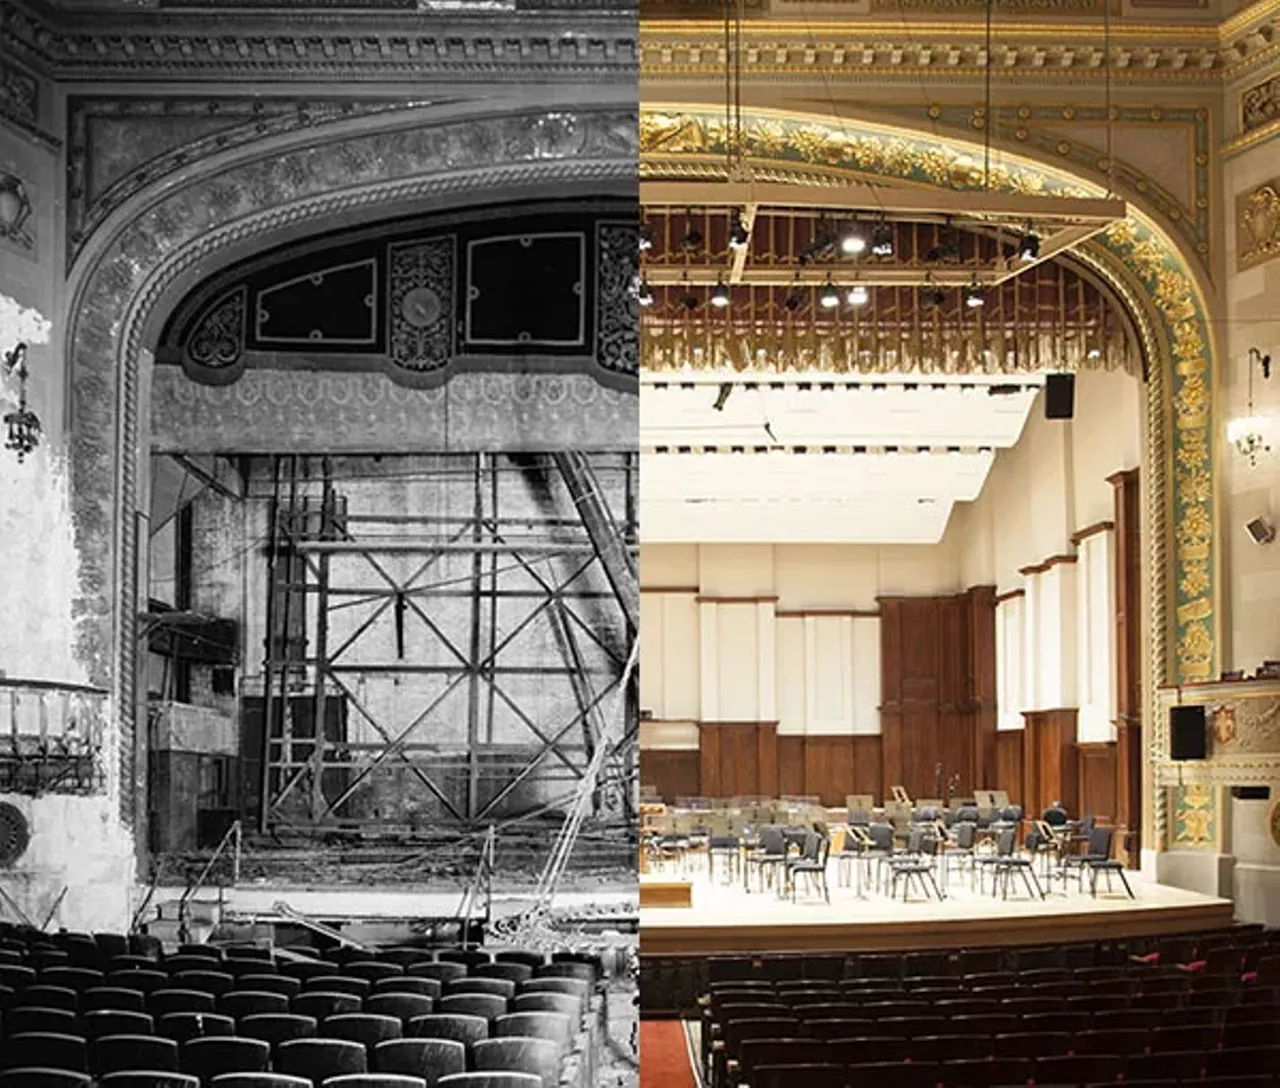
[0, 0, 639, 81]
[639, 10, 1280, 82]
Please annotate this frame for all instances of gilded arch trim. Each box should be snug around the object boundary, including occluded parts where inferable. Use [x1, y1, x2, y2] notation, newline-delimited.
[639, 104, 1218, 689]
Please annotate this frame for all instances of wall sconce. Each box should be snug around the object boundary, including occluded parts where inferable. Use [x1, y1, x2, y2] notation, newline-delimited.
[0, 174, 33, 248]
[1, 293, 51, 464]
[1227, 347, 1272, 467]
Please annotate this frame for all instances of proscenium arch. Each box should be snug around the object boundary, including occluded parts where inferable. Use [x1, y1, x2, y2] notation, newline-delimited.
[64, 93, 640, 829]
[639, 104, 1220, 830]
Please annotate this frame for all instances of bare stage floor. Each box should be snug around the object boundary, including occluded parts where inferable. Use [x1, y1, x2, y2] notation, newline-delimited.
[639, 867, 1234, 955]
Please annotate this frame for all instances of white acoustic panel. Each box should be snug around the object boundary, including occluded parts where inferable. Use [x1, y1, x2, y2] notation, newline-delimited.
[996, 595, 1025, 732]
[1076, 531, 1117, 743]
[775, 616, 807, 737]
[714, 603, 760, 721]
[851, 616, 881, 736]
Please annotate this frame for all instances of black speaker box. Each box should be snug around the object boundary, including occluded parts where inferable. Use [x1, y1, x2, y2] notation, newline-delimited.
[1169, 704, 1207, 761]
[1044, 373, 1076, 419]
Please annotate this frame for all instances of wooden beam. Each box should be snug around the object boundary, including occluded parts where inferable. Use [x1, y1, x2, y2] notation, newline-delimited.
[641, 180, 1126, 224]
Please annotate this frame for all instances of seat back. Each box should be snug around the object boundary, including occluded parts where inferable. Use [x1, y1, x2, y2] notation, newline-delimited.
[471, 1038, 560, 1088]
[373, 1038, 466, 1084]
[407, 1014, 489, 1047]
[276, 1037, 368, 1080]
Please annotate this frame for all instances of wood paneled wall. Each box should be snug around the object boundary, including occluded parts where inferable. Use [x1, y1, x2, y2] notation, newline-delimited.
[995, 731, 1024, 800]
[778, 735, 883, 806]
[699, 722, 778, 798]
[1022, 708, 1079, 816]
[640, 749, 700, 804]
[1077, 741, 1118, 823]
[879, 587, 997, 800]
[1109, 468, 1143, 863]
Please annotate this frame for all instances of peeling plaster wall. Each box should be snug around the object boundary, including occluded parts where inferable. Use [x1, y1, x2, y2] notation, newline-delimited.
[1, 75, 136, 932]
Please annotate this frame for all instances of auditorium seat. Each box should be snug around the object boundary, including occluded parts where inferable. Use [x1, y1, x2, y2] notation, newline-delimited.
[275, 1037, 368, 1081]
[291, 991, 363, 1020]
[111, 971, 170, 995]
[374, 978, 441, 1002]
[471, 1037, 560, 1088]
[208, 1075, 309, 1087]
[219, 991, 290, 1020]
[435, 1076, 541, 1088]
[23, 985, 80, 1011]
[8, 1006, 79, 1035]
[0, 1071, 92, 1087]
[151, 990, 218, 1017]
[437, 994, 506, 1021]
[2, 1033, 90, 1074]
[473, 964, 532, 986]
[158, 1012, 238, 1043]
[406, 1013, 489, 1047]
[444, 978, 515, 1001]
[179, 1036, 271, 1082]
[100, 1073, 200, 1088]
[373, 1038, 466, 1083]
[91, 1033, 182, 1075]
[306, 976, 372, 1000]
[322, 1012, 404, 1050]
[365, 993, 434, 1024]
[321, 1076, 427, 1088]
[237, 1012, 318, 1049]
[85, 987, 148, 1013]
[409, 965, 466, 986]
[84, 1009, 156, 1038]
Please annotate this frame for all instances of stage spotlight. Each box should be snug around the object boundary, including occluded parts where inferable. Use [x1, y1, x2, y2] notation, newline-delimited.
[964, 284, 986, 309]
[1018, 226, 1040, 262]
[635, 277, 654, 307]
[713, 382, 732, 411]
[710, 277, 731, 308]
[819, 278, 841, 309]
[841, 223, 867, 255]
[728, 210, 751, 251]
[847, 283, 869, 307]
[638, 222, 653, 251]
[870, 221, 894, 257]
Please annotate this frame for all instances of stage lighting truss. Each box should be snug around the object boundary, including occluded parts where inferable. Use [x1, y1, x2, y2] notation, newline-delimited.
[637, 183, 1125, 296]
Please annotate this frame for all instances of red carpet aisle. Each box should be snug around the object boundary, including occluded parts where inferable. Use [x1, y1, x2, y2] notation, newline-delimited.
[640, 1019, 699, 1088]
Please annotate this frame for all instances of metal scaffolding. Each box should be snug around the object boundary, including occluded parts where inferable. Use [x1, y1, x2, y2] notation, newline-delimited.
[253, 452, 638, 838]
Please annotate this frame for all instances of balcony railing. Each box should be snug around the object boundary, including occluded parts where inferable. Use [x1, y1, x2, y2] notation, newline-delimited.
[0, 678, 107, 795]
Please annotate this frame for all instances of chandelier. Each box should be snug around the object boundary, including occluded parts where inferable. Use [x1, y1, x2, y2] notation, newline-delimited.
[1228, 348, 1272, 468]
[1, 293, 51, 464]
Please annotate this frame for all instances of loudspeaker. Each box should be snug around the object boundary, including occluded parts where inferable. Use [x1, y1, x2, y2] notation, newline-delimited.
[1044, 373, 1075, 419]
[1245, 516, 1276, 545]
[1169, 705, 1207, 761]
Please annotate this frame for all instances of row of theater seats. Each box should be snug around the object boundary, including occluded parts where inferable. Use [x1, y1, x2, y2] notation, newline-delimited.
[0, 926, 601, 1088]
[700, 924, 1280, 1088]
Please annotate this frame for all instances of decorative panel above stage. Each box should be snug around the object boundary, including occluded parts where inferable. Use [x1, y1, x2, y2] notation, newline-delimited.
[156, 201, 638, 393]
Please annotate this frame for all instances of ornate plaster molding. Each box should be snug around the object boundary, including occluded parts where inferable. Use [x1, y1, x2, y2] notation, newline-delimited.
[62, 103, 638, 826]
[639, 12, 1280, 82]
[870, 100, 1212, 273]
[1, 0, 639, 81]
[640, 105, 1219, 692]
[65, 96, 426, 269]
[1237, 179, 1280, 270]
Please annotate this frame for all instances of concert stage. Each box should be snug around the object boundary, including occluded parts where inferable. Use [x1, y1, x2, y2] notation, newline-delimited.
[640, 870, 1235, 956]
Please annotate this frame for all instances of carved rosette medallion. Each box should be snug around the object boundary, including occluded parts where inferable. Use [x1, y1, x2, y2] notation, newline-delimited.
[595, 223, 640, 377]
[387, 237, 456, 376]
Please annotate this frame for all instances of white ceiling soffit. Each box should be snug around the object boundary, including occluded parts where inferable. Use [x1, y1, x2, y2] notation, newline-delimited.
[640, 449, 995, 545]
[638, 373, 1041, 546]
[640, 373, 1043, 450]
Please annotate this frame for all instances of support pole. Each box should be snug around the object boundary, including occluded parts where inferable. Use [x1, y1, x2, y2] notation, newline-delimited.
[309, 458, 334, 822]
[258, 456, 284, 834]
[551, 452, 639, 637]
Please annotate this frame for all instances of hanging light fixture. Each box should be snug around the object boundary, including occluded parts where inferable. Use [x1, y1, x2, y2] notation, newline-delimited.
[727, 209, 751, 251]
[819, 278, 841, 309]
[840, 222, 867, 255]
[710, 277, 731, 308]
[1, 292, 50, 464]
[681, 208, 703, 252]
[634, 277, 655, 307]
[638, 222, 653, 251]
[964, 282, 986, 309]
[847, 283, 869, 307]
[1228, 347, 1273, 467]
